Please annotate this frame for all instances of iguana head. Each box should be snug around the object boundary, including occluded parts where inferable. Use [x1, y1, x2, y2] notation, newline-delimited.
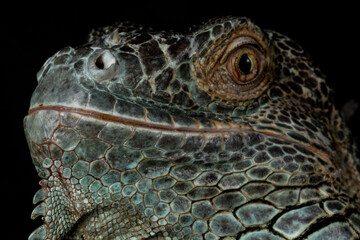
[25, 17, 360, 239]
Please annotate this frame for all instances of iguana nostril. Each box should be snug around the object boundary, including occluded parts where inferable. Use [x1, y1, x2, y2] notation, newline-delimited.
[88, 49, 119, 81]
[95, 55, 105, 69]
[95, 51, 116, 70]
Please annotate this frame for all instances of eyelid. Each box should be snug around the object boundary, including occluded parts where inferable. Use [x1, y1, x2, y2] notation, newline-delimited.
[220, 36, 259, 64]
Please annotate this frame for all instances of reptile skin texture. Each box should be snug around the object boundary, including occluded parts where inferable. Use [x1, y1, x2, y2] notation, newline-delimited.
[24, 17, 360, 239]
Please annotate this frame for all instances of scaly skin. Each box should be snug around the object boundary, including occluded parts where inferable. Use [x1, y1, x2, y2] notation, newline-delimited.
[24, 17, 360, 239]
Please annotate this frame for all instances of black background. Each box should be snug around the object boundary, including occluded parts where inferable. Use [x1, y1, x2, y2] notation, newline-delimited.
[3, 3, 359, 239]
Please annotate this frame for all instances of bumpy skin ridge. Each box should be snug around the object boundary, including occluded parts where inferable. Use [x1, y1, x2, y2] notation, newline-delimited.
[24, 17, 360, 239]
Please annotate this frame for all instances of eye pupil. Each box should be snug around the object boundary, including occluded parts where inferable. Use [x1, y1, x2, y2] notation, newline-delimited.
[238, 54, 252, 75]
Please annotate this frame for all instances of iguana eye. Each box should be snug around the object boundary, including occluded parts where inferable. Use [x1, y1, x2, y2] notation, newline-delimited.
[227, 44, 265, 87]
[193, 28, 272, 101]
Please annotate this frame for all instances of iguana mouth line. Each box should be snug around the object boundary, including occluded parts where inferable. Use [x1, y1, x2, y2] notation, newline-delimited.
[28, 104, 247, 134]
[29, 104, 333, 166]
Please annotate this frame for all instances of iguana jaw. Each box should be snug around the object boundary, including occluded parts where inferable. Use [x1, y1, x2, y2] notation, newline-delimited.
[26, 105, 336, 239]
